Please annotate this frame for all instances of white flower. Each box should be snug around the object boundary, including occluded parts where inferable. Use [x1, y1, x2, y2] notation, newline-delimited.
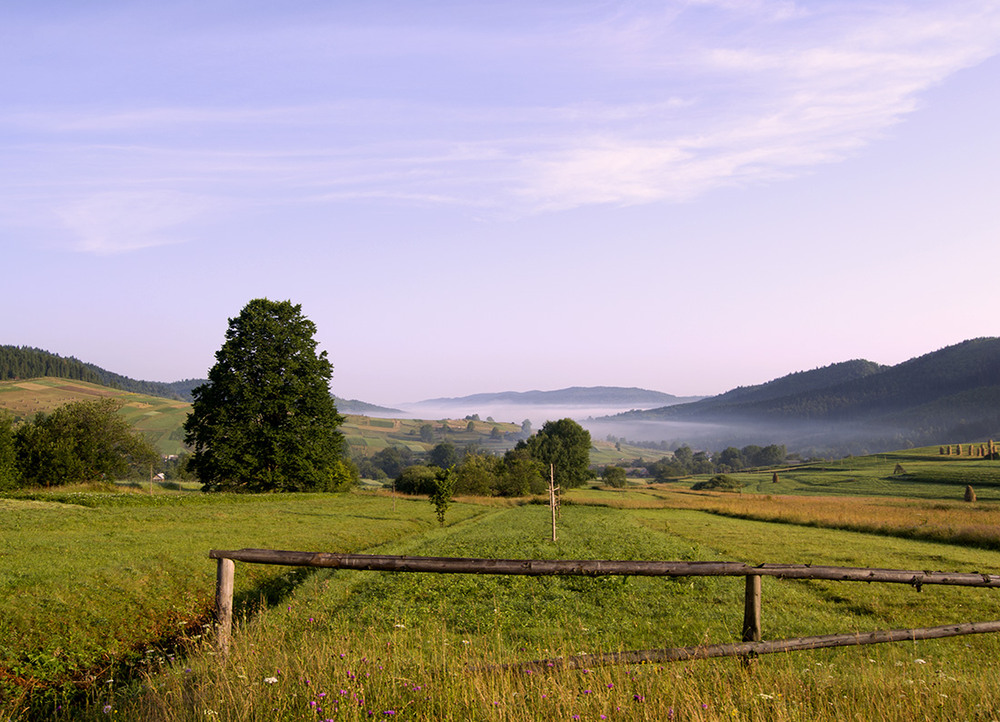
[915, 659, 927, 664]
[263, 677, 278, 684]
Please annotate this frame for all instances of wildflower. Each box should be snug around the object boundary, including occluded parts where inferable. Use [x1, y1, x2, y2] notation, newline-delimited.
[263, 677, 278, 685]
[394, 623, 405, 629]
[607, 683, 614, 689]
[103, 704, 112, 714]
[915, 659, 927, 664]
[583, 689, 592, 694]
[633, 694, 645, 702]
[668, 708, 674, 719]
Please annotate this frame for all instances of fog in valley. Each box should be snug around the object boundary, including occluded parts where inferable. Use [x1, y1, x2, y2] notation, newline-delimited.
[381, 399, 913, 458]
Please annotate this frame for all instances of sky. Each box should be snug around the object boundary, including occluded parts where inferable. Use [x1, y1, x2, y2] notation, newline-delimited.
[3, 0, 1000, 406]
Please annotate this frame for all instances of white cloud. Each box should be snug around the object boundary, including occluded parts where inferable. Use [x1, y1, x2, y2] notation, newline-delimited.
[57, 191, 211, 254]
[6, 0, 1000, 250]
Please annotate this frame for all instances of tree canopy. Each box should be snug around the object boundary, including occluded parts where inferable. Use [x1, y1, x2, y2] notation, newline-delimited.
[515, 417, 592, 488]
[13, 398, 157, 487]
[184, 299, 350, 492]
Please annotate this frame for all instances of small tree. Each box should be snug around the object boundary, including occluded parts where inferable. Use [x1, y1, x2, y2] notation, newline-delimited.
[429, 467, 456, 524]
[428, 441, 458, 469]
[515, 418, 592, 489]
[602, 465, 627, 488]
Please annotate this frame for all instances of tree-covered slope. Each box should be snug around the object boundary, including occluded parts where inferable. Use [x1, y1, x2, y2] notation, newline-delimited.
[0, 346, 101, 384]
[621, 338, 1000, 430]
[0, 345, 203, 401]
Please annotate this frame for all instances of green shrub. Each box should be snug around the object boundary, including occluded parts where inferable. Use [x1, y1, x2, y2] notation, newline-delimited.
[691, 474, 744, 491]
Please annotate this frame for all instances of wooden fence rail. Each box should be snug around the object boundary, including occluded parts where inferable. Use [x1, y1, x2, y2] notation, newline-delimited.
[208, 549, 1000, 664]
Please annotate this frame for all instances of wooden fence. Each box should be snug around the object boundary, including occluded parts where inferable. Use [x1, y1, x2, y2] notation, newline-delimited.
[208, 549, 1000, 667]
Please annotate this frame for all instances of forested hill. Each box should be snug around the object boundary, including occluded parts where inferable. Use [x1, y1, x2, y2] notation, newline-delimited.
[0, 346, 101, 384]
[415, 386, 695, 407]
[612, 338, 1000, 442]
[0, 345, 203, 401]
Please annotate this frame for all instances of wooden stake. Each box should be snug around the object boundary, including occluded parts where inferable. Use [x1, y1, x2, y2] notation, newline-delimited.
[742, 575, 762, 642]
[550, 464, 557, 542]
[215, 557, 235, 656]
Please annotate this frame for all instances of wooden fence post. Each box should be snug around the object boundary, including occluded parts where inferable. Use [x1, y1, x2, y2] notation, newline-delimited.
[215, 557, 235, 656]
[742, 574, 762, 666]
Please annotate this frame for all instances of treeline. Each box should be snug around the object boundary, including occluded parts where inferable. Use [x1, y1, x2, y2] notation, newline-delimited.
[0, 344, 202, 402]
[0, 346, 101, 384]
[612, 443, 788, 482]
[0, 399, 159, 490]
[359, 418, 593, 497]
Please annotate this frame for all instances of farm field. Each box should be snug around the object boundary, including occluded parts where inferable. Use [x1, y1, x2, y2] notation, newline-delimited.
[0, 377, 665, 463]
[0, 377, 191, 456]
[5, 469, 1000, 720]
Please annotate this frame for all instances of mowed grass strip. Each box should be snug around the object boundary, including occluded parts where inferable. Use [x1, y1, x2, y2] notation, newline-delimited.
[0, 489, 491, 698]
[109, 502, 1000, 722]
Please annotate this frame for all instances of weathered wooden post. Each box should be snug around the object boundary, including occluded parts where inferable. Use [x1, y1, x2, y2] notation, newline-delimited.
[549, 464, 558, 542]
[741, 574, 762, 667]
[215, 557, 235, 655]
[743, 574, 762, 641]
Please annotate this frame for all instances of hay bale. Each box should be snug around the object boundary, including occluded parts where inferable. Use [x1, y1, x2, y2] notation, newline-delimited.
[772, 472, 779, 483]
[965, 485, 977, 503]
[893, 463, 906, 476]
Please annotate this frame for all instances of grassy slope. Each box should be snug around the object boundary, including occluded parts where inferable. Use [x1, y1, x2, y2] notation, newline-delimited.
[0, 377, 667, 463]
[0, 378, 191, 455]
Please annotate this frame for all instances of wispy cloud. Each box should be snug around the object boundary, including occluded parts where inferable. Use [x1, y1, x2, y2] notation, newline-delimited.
[4, 1, 1000, 251]
[57, 191, 213, 254]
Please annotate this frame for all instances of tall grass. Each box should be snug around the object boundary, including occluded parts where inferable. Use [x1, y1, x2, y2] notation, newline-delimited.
[76, 503, 1000, 721]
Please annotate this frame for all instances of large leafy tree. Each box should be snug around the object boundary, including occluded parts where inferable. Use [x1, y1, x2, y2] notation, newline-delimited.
[515, 417, 593, 489]
[184, 299, 350, 492]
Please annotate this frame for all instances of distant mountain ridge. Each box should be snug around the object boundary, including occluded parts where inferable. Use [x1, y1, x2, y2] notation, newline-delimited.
[413, 386, 699, 407]
[608, 338, 1000, 450]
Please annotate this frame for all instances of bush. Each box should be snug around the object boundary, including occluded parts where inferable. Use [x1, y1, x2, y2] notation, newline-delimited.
[691, 474, 744, 492]
[602, 466, 627, 488]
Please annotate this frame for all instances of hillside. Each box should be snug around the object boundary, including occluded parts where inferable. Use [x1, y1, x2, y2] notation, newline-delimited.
[607, 338, 1000, 453]
[0, 345, 203, 401]
[0, 377, 191, 455]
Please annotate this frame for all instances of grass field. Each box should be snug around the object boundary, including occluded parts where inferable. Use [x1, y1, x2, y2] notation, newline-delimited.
[0, 377, 666, 463]
[6, 465, 1000, 720]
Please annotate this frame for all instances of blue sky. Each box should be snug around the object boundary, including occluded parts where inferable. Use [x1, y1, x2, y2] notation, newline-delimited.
[3, 1, 1000, 405]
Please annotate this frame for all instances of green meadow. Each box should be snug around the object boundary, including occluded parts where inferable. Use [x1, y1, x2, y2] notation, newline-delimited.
[5, 447, 1000, 721]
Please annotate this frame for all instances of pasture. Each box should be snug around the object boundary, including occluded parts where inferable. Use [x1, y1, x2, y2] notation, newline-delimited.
[5, 451, 1000, 720]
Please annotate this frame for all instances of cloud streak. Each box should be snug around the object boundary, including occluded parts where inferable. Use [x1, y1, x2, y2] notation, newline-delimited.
[4, 1, 1000, 251]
